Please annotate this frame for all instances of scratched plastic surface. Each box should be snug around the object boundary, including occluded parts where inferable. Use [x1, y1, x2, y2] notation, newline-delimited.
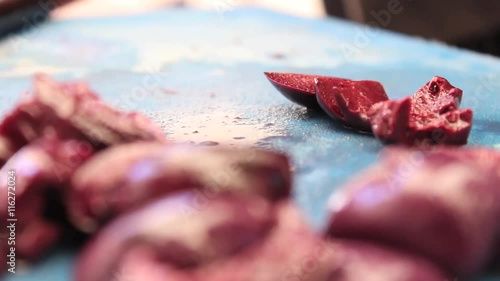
[0, 8, 499, 281]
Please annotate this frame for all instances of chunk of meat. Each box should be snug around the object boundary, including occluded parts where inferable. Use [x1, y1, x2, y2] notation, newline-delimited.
[326, 147, 500, 276]
[411, 76, 463, 119]
[369, 76, 472, 145]
[68, 142, 291, 232]
[367, 97, 412, 142]
[87, 201, 451, 281]
[0, 74, 165, 163]
[74, 193, 276, 281]
[264, 72, 338, 108]
[194, 202, 451, 281]
[33, 74, 165, 145]
[315, 78, 389, 132]
[109, 246, 196, 281]
[1, 248, 6, 273]
[0, 137, 93, 261]
[0, 98, 86, 156]
[314, 77, 348, 120]
[193, 202, 337, 281]
[0, 136, 15, 167]
[323, 240, 453, 281]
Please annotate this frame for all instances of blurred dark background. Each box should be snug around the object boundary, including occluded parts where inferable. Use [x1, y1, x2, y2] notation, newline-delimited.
[1, 0, 499, 56]
[324, 0, 500, 56]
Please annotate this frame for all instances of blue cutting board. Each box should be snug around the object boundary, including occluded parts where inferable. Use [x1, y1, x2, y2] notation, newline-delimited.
[0, 7, 499, 281]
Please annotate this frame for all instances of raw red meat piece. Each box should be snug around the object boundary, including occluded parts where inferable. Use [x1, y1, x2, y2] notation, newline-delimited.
[0, 98, 86, 157]
[0, 74, 165, 163]
[314, 77, 346, 120]
[316, 78, 389, 132]
[369, 76, 473, 145]
[0, 136, 15, 167]
[33, 74, 165, 145]
[74, 193, 276, 281]
[14, 217, 61, 261]
[68, 142, 291, 232]
[192, 202, 337, 281]
[0, 137, 93, 261]
[84, 201, 452, 281]
[264, 72, 347, 109]
[191, 202, 451, 281]
[324, 240, 453, 281]
[326, 147, 500, 276]
[108, 246, 196, 281]
[1, 247, 7, 273]
[367, 98, 412, 143]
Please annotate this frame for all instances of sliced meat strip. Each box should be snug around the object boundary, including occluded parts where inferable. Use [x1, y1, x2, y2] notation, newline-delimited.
[315, 78, 389, 132]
